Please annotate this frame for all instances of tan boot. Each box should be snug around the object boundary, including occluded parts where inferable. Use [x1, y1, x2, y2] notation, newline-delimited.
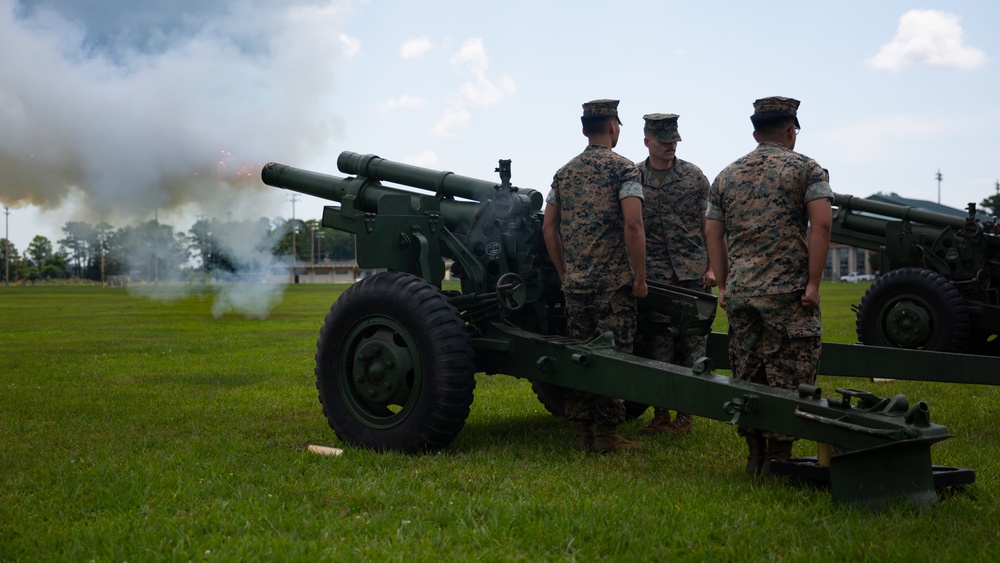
[592, 425, 643, 454]
[761, 439, 794, 476]
[573, 421, 594, 452]
[662, 412, 694, 435]
[639, 408, 672, 435]
[745, 435, 766, 476]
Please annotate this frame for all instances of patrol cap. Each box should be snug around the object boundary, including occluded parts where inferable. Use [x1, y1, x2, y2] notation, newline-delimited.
[643, 113, 682, 143]
[752, 96, 800, 128]
[582, 99, 622, 125]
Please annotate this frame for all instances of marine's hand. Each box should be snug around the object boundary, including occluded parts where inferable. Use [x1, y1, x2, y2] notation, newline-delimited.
[632, 278, 648, 299]
[702, 269, 717, 289]
[717, 287, 727, 310]
[801, 284, 820, 310]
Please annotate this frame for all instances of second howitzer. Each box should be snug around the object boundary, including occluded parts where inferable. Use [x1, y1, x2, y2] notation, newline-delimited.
[832, 194, 1000, 355]
[262, 153, 963, 508]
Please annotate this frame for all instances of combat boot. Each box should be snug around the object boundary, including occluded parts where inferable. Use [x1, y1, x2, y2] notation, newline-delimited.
[639, 408, 672, 435]
[745, 434, 766, 476]
[663, 412, 694, 435]
[761, 439, 794, 476]
[573, 421, 594, 452]
[592, 425, 643, 454]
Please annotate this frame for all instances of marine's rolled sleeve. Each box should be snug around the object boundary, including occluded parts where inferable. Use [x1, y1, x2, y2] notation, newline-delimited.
[804, 162, 833, 203]
[619, 180, 644, 201]
[705, 182, 725, 222]
[805, 181, 833, 203]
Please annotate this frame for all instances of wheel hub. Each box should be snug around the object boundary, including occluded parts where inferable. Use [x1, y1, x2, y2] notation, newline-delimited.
[351, 328, 415, 404]
[884, 299, 933, 347]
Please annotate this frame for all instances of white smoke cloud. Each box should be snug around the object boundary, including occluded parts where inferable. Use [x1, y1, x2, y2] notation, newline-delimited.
[0, 0, 357, 215]
[869, 9, 987, 71]
[0, 0, 359, 316]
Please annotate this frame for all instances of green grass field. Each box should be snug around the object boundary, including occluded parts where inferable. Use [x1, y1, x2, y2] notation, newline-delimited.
[3, 282, 1000, 561]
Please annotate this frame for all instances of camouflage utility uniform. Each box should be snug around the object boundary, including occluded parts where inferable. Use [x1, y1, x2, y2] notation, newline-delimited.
[707, 140, 833, 440]
[634, 156, 711, 366]
[547, 144, 643, 425]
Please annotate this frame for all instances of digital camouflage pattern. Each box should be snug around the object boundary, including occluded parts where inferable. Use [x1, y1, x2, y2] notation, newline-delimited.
[582, 98, 621, 120]
[726, 293, 822, 441]
[642, 113, 682, 143]
[561, 289, 635, 425]
[637, 157, 710, 284]
[706, 141, 832, 298]
[547, 144, 644, 294]
[634, 156, 711, 366]
[707, 135, 831, 442]
[752, 96, 800, 117]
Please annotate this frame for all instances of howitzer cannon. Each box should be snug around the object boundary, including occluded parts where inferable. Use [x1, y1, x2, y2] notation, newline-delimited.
[262, 153, 966, 508]
[831, 193, 1000, 355]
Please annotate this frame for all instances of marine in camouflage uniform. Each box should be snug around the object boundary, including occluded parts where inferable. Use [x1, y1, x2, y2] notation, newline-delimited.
[633, 114, 714, 436]
[542, 99, 648, 453]
[705, 96, 833, 475]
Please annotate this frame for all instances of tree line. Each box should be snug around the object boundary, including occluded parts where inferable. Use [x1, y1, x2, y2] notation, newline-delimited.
[0, 217, 354, 284]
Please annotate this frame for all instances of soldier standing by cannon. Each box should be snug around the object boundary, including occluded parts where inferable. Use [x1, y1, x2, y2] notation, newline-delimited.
[705, 96, 833, 475]
[633, 113, 715, 437]
[542, 99, 648, 454]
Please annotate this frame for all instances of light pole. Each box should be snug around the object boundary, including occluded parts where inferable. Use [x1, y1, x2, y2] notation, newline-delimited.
[288, 194, 299, 283]
[936, 170, 943, 204]
[310, 223, 316, 265]
[4, 205, 9, 286]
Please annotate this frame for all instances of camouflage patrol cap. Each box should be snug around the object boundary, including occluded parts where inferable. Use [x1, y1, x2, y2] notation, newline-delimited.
[752, 96, 800, 127]
[642, 113, 682, 143]
[582, 99, 622, 125]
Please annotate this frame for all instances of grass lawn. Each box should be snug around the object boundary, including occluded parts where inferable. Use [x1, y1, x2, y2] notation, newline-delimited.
[2, 281, 1000, 561]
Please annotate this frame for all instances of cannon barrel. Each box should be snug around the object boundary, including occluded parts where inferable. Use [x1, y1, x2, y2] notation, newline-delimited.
[262, 161, 485, 236]
[834, 193, 968, 234]
[338, 151, 543, 210]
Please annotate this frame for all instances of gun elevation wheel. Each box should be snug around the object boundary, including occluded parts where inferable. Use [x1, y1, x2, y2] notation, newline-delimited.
[315, 272, 475, 453]
[856, 267, 970, 352]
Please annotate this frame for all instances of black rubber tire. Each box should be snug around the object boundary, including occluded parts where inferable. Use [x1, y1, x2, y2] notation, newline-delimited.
[530, 381, 648, 420]
[315, 272, 475, 453]
[856, 267, 970, 353]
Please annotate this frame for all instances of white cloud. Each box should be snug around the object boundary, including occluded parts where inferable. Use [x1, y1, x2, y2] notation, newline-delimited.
[431, 107, 471, 137]
[451, 38, 488, 70]
[869, 9, 987, 71]
[404, 150, 437, 167]
[450, 39, 516, 107]
[378, 94, 427, 114]
[339, 33, 361, 60]
[428, 38, 515, 137]
[400, 36, 431, 59]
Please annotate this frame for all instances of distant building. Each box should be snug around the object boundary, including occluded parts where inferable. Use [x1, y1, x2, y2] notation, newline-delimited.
[275, 259, 455, 284]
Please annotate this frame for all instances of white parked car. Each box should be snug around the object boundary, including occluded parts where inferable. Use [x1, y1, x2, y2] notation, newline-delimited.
[839, 272, 876, 282]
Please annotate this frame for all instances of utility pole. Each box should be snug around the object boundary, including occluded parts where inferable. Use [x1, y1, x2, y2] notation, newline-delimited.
[936, 170, 943, 204]
[288, 194, 299, 282]
[4, 205, 9, 286]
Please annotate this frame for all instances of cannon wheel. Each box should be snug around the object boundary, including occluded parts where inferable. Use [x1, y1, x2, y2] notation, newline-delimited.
[530, 381, 648, 420]
[315, 271, 475, 453]
[856, 267, 970, 352]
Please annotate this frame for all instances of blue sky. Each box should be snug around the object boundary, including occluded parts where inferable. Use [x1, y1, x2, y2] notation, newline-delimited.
[2, 0, 998, 252]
